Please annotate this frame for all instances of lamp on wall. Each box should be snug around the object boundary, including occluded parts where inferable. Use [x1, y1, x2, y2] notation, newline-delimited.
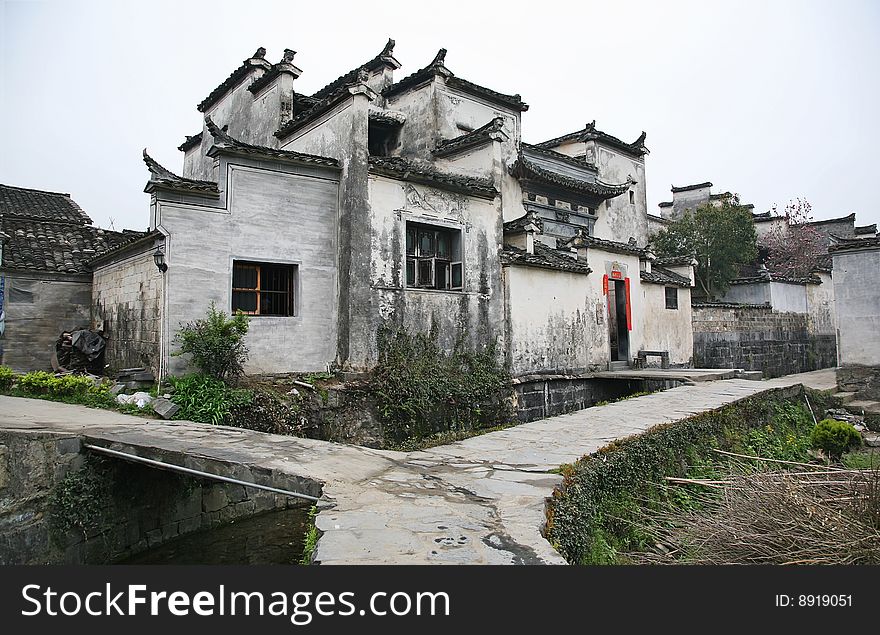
[153, 246, 167, 273]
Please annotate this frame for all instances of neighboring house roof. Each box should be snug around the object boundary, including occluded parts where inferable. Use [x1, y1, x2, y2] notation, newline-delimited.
[0, 183, 92, 225]
[501, 243, 591, 275]
[640, 266, 691, 287]
[658, 201, 673, 208]
[829, 235, 880, 253]
[383, 48, 528, 112]
[142, 149, 220, 196]
[368, 155, 497, 199]
[197, 47, 272, 113]
[205, 117, 339, 168]
[654, 255, 695, 267]
[729, 273, 822, 285]
[434, 117, 506, 158]
[854, 223, 877, 235]
[86, 229, 164, 267]
[510, 156, 631, 199]
[533, 120, 647, 157]
[177, 130, 203, 153]
[806, 212, 856, 226]
[670, 181, 712, 193]
[752, 211, 778, 222]
[0, 216, 138, 275]
[310, 39, 400, 101]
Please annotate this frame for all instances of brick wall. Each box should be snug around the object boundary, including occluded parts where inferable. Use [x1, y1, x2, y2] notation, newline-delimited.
[92, 247, 163, 375]
[692, 304, 836, 378]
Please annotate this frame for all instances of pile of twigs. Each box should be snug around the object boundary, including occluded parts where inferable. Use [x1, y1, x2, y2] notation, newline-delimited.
[633, 451, 880, 565]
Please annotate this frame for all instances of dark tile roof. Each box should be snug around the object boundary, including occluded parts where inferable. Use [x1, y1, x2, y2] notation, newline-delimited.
[177, 130, 203, 152]
[854, 223, 877, 235]
[729, 273, 821, 285]
[205, 117, 339, 168]
[806, 212, 856, 226]
[86, 229, 164, 267]
[654, 255, 695, 267]
[658, 201, 673, 208]
[142, 150, 220, 197]
[501, 243, 591, 275]
[197, 48, 272, 113]
[829, 235, 880, 253]
[521, 143, 598, 172]
[0, 216, 140, 274]
[640, 265, 691, 287]
[368, 156, 497, 199]
[247, 49, 302, 95]
[752, 210, 777, 221]
[275, 71, 369, 140]
[434, 117, 506, 158]
[0, 184, 92, 225]
[671, 181, 712, 193]
[311, 39, 400, 101]
[503, 211, 543, 234]
[445, 76, 528, 112]
[581, 234, 646, 257]
[383, 49, 528, 111]
[693, 301, 770, 309]
[510, 156, 631, 200]
[534, 120, 646, 157]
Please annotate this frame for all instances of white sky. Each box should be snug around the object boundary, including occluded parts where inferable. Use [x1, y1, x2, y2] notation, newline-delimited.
[1, 0, 878, 231]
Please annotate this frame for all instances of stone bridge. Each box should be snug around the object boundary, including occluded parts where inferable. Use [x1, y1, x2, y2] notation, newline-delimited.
[0, 369, 835, 564]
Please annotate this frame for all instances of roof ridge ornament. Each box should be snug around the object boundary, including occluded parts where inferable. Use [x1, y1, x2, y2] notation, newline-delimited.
[432, 48, 448, 66]
[252, 47, 267, 60]
[282, 48, 296, 63]
[381, 38, 395, 57]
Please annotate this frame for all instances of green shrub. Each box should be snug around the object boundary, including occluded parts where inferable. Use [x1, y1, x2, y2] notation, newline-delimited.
[810, 418, 862, 460]
[373, 325, 511, 443]
[0, 365, 14, 391]
[546, 389, 816, 564]
[168, 374, 253, 425]
[13, 371, 114, 407]
[174, 304, 249, 381]
[300, 505, 320, 565]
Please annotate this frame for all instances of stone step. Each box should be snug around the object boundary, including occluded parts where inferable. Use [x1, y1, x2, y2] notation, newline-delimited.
[844, 400, 880, 415]
[832, 391, 857, 404]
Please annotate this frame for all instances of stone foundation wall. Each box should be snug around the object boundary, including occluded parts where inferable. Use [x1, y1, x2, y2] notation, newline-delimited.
[0, 430, 302, 565]
[837, 366, 880, 400]
[512, 376, 678, 422]
[692, 304, 837, 378]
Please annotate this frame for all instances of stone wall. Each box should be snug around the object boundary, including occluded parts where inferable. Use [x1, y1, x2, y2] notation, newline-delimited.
[692, 304, 836, 378]
[512, 376, 678, 422]
[0, 271, 92, 372]
[0, 430, 303, 565]
[92, 245, 163, 375]
[837, 366, 880, 401]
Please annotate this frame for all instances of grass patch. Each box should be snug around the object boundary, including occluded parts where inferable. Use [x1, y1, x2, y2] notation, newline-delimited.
[300, 505, 320, 565]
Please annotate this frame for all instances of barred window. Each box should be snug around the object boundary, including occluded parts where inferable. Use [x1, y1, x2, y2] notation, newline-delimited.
[232, 261, 296, 316]
[665, 286, 678, 310]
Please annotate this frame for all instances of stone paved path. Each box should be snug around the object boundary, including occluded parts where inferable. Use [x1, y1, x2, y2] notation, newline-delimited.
[0, 369, 836, 565]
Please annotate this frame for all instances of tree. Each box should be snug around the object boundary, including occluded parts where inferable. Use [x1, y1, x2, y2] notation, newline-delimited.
[651, 200, 757, 300]
[762, 199, 825, 278]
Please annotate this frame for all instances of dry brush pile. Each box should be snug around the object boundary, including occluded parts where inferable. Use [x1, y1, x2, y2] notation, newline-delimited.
[634, 455, 880, 565]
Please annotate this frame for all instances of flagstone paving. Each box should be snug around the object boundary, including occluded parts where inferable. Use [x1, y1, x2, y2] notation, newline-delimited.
[0, 369, 836, 565]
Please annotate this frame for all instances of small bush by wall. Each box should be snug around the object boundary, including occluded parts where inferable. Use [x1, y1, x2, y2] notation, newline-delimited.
[373, 325, 512, 443]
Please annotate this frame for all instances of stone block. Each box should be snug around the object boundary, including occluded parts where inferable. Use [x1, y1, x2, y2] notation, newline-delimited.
[202, 487, 228, 513]
[151, 398, 180, 420]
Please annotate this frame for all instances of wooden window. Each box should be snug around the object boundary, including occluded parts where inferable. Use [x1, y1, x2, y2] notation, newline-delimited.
[232, 261, 296, 316]
[405, 222, 462, 291]
[665, 286, 678, 310]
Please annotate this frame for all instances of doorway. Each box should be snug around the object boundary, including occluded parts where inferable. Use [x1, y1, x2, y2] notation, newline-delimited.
[608, 279, 629, 362]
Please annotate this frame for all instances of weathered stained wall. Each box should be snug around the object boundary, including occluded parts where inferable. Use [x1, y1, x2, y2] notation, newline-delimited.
[832, 246, 880, 367]
[640, 282, 693, 366]
[806, 272, 835, 335]
[589, 146, 648, 245]
[280, 91, 370, 369]
[0, 271, 91, 372]
[92, 246, 163, 375]
[157, 157, 340, 375]
[367, 175, 504, 364]
[692, 304, 836, 377]
[503, 265, 597, 375]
